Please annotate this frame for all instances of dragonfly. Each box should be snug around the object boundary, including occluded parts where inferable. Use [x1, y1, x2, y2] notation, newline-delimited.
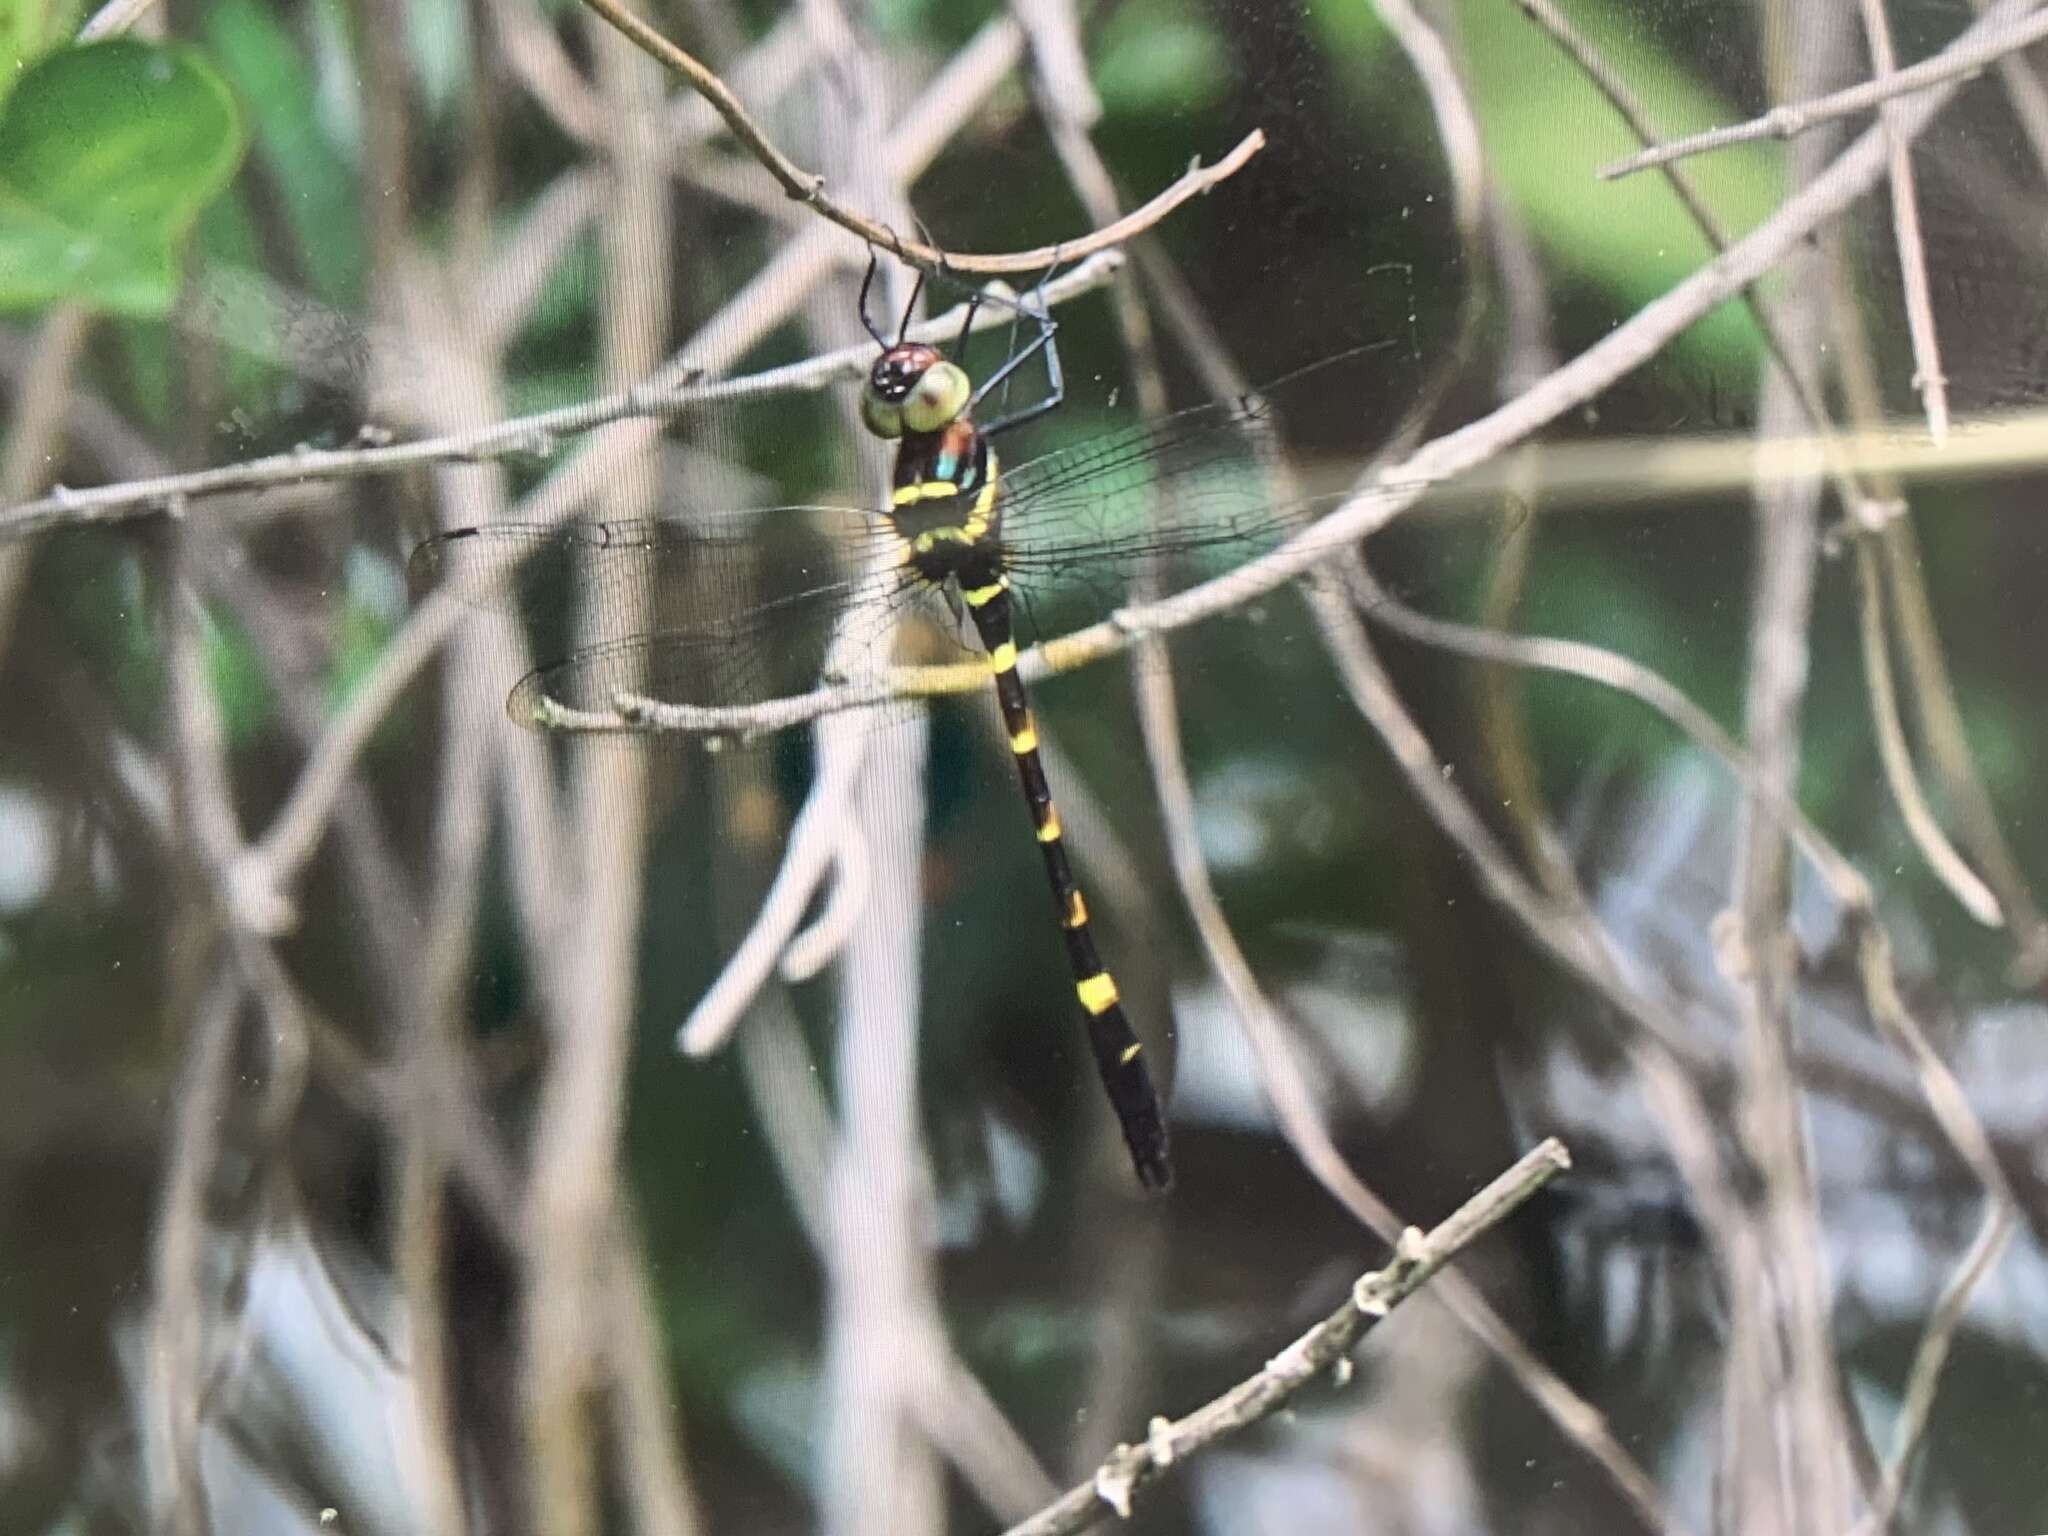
[410, 259, 1407, 1193]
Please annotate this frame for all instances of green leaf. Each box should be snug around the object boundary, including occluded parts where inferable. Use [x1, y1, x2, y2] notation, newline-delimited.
[0, 40, 244, 314]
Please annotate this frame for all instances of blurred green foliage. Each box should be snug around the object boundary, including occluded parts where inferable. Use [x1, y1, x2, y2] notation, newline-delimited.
[1314, 0, 1779, 369]
[0, 39, 243, 313]
[0, 0, 82, 76]
[203, 0, 361, 304]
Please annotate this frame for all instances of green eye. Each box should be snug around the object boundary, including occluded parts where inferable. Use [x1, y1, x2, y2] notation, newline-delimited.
[902, 361, 970, 433]
[861, 391, 904, 440]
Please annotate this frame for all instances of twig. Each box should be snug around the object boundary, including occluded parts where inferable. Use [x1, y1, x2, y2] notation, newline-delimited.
[1845, 913, 2018, 1534]
[1725, 19, 1857, 1526]
[578, 0, 1261, 275]
[1851, 537, 2001, 922]
[0, 306, 90, 664]
[0, 254, 1124, 539]
[736, 996, 1060, 1520]
[142, 963, 240, 1536]
[395, 277, 531, 1536]
[1856, 0, 1952, 443]
[77, 0, 160, 36]
[819, 719, 948, 1535]
[1000, 1139, 1572, 1536]
[1601, 7, 2048, 179]
[676, 707, 870, 1054]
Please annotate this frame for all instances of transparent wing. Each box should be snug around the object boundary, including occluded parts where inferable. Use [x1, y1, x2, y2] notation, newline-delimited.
[995, 345, 1393, 538]
[500, 570, 963, 737]
[408, 504, 960, 738]
[406, 503, 900, 630]
[994, 347, 1410, 622]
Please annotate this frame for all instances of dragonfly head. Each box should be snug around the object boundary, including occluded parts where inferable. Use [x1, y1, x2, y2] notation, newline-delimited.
[863, 343, 971, 440]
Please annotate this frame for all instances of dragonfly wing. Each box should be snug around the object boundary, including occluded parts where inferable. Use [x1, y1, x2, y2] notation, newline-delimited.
[406, 504, 899, 624]
[995, 346, 1516, 631]
[503, 565, 974, 741]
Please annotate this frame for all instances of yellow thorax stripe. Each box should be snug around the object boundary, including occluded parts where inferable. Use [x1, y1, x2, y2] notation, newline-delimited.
[891, 479, 959, 507]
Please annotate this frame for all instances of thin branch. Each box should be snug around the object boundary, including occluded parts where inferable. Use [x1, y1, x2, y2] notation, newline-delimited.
[143, 963, 239, 1536]
[999, 1140, 1572, 1536]
[77, 0, 160, 37]
[676, 708, 870, 1054]
[1601, 7, 2048, 180]
[0, 306, 90, 664]
[577, 0, 1261, 275]
[1856, 0, 1952, 442]
[1844, 911, 2018, 1534]
[1727, 20, 1856, 1524]
[1851, 537, 2001, 922]
[0, 254, 1124, 539]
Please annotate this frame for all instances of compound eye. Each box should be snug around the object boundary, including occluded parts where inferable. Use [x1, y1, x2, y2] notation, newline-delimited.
[861, 390, 904, 440]
[902, 360, 970, 433]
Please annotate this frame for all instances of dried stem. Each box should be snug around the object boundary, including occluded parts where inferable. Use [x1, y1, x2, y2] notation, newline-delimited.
[0, 255, 1123, 539]
[1602, 7, 2048, 179]
[1000, 1140, 1573, 1536]
[580, 0, 1261, 275]
[1855, 0, 1952, 442]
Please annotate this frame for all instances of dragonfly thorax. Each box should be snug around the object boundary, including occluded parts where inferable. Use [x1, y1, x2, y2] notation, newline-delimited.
[888, 416, 1002, 580]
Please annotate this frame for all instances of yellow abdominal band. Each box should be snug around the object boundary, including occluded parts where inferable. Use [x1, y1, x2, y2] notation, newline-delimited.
[1076, 971, 1120, 1015]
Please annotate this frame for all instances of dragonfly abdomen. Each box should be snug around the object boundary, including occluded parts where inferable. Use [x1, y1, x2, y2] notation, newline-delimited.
[961, 565, 1174, 1192]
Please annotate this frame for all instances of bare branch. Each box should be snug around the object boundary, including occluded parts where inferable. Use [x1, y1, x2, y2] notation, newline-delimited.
[0, 254, 1124, 539]
[578, 0, 1262, 275]
[1000, 1140, 1573, 1536]
[1601, 7, 2048, 180]
[1856, 0, 1952, 442]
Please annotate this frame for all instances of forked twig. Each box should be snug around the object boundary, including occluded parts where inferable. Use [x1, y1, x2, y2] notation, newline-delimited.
[1601, 7, 2048, 179]
[1000, 1140, 1572, 1536]
[1855, 0, 1952, 443]
[579, 0, 1263, 276]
